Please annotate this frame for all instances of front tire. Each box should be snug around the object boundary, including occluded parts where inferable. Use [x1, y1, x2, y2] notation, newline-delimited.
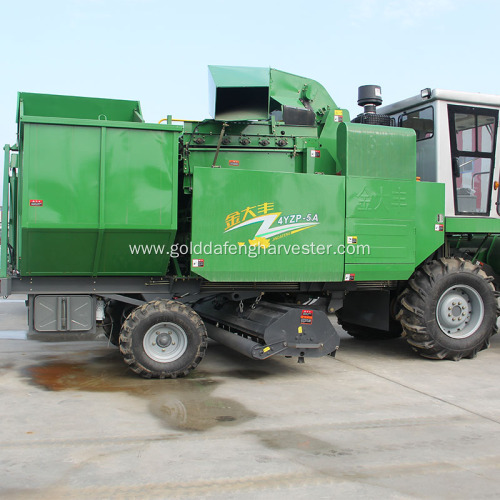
[120, 300, 208, 379]
[399, 258, 498, 360]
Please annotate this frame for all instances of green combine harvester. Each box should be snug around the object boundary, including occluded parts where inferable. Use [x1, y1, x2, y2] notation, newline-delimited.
[2, 66, 499, 378]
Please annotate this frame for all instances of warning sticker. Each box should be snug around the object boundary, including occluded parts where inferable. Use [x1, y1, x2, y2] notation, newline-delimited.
[30, 199, 43, 206]
[229, 160, 240, 166]
[344, 273, 355, 281]
[435, 224, 444, 232]
[192, 259, 205, 268]
[300, 309, 313, 325]
[334, 109, 344, 123]
[310, 150, 321, 158]
[347, 236, 358, 244]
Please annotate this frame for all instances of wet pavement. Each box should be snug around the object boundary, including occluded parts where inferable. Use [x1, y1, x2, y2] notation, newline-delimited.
[2, 296, 500, 498]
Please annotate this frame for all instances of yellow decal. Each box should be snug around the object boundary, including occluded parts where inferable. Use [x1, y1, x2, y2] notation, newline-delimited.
[298, 326, 303, 334]
[224, 201, 320, 245]
[263, 346, 271, 353]
[248, 236, 271, 248]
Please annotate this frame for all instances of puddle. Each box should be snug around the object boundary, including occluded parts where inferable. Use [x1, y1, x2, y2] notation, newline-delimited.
[25, 352, 256, 432]
[252, 430, 352, 457]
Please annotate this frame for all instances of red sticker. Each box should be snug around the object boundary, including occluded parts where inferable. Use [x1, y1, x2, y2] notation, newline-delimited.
[229, 160, 240, 166]
[192, 259, 204, 268]
[300, 309, 313, 324]
[30, 199, 43, 206]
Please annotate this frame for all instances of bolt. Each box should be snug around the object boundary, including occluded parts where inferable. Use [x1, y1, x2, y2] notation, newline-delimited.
[448, 313, 451, 317]
[452, 318, 455, 321]
[172, 342, 175, 345]
[162, 349, 165, 352]
[452, 302, 456, 306]
[448, 307, 452, 311]
[152, 343, 156, 346]
[458, 301, 462, 305]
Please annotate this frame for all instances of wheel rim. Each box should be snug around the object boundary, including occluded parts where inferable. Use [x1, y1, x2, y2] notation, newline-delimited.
[143, 322, 188, 363]
[436, 285, 484, 339]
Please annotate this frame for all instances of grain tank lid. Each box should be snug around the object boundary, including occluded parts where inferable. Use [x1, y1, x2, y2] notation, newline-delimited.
[17, 92, 144, 124]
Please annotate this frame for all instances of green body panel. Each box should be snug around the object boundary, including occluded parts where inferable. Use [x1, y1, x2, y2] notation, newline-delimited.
[338, 122, 416, 179]
[345, 178, 416, 265]
[415, 182, 445, 265]
[191, 168, 345, 282]
[18, 92, 143, 123]
[190, 149, 303, 173]
[17, 94, 181, 276]
[269, 68, 337, 112]
[446, 217, 500, 233]
[338, 122, 420, 280]
[208, 66, 270, 89]
[344, 264, 416, 281]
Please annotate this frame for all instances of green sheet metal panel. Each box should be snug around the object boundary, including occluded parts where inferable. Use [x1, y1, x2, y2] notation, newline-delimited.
[98, 127, 179, 274]
[415, 182, 445, 266]
[337, 122, 416, 179]
[269, 68, 338, 111]
[19, 120, 180, 276]
[18, 92, 142, 122]
[208, 65, 270, 89]
[445, 217, 500, 233]
[345, 178, 416, 265]
[344, 263, 415, 281]
[339, 122, 418, 281]
[188, 149, 302, 173]
[191, 168, 345, 282]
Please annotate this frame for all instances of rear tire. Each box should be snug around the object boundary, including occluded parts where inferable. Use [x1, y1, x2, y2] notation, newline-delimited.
[120, 300, 208, 379]
[399, 257, 498, 360]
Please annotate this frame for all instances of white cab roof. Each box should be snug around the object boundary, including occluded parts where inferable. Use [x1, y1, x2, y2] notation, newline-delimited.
[379, 89, 500, 115]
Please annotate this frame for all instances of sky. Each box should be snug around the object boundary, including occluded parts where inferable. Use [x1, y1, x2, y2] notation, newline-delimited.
[1, 0, 499, 196]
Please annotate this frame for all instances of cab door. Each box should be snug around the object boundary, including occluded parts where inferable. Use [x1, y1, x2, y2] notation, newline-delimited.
[448, 105, 498, 215]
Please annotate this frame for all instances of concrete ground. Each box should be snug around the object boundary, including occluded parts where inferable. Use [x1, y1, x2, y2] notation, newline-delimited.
[1, 296, 500, 499]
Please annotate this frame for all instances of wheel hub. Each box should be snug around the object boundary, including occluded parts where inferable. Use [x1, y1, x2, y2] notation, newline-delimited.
[436, 285, 484, 339]
[156, 332, 172, 348]
[143, 322, 188, 363]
